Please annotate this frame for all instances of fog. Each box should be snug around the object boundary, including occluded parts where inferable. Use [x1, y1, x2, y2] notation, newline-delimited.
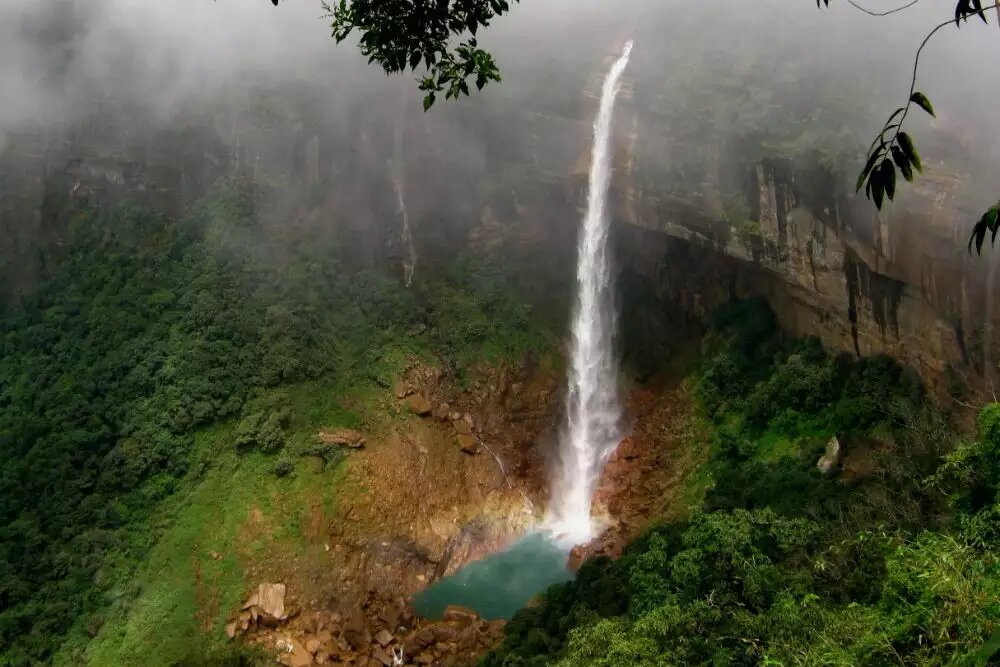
[0, 0, 997, 222]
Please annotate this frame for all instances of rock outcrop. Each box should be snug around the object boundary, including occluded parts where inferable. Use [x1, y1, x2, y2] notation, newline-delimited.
[317, 429, 366, 449]
[239, 585, 505, 667]
[405, 395, 433, 417]
[816, 435, 842, 474]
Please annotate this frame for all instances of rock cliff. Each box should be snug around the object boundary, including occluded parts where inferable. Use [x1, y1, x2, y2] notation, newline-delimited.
[2, 57, 995, 394]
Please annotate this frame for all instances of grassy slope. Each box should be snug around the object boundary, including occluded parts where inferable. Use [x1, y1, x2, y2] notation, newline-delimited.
[69, 379, 364, 666]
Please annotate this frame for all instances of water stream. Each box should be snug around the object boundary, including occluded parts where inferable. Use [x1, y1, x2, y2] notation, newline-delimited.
[393, 124, 417, 287]
[547, 41, 633, 544]
[411, 41, 634, 621]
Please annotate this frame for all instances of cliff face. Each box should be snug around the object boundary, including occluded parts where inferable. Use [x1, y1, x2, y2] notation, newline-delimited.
[1, 61, 994, 393]
[609, 111, 993, 393]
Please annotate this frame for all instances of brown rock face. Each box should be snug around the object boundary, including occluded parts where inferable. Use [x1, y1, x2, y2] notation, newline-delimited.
[405, 394, 433, 416]
[612, 145, 991, 395]
[456, 434, 479, 455]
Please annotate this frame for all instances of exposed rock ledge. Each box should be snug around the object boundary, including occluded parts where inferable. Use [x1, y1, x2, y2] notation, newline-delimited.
[611, 151, 995, 397]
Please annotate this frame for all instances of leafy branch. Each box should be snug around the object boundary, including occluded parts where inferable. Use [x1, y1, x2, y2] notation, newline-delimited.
[321, 0, 518, 110]
[854, 15, 951, 211]
[820, 0, 998, 253]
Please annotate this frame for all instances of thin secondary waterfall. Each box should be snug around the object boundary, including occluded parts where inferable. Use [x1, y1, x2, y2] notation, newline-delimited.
[548, 41, 633, 544]
[393, 124, 417, 287]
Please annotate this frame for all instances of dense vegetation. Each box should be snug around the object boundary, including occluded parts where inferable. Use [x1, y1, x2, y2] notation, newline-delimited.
[485, 299, 1000, 666]
[0, 183, 551, 666]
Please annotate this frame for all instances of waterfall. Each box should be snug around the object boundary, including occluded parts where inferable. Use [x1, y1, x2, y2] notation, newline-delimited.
[393, 125, 417, 287]
[547, 41, 633, 544]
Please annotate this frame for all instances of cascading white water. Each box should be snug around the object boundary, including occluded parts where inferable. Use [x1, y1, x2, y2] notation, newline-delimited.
[547, 41, 633, 545]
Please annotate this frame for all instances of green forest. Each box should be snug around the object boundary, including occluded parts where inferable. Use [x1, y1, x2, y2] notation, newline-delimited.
[3, 187, 999, 666]
[0, 183, 548, 666]
[3, 2, 1000, 666]
[486, 301, 1000, 666]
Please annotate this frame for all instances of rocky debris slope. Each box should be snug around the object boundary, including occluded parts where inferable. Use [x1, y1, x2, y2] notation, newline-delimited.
[233, 581, 503, 667]
[226, 355, 559, 665]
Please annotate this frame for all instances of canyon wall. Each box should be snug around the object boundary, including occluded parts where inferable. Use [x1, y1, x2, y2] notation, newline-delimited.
[610, 91, 995, 395]
[2, 52, 995, 396]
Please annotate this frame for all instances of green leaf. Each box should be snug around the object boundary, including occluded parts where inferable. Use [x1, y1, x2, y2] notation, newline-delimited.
[857, 152, 881, 192]
[898, 132, 922, 172]
[910, 92, 936, 118]
[871, 169, 885, 210]
[880, 160, 896, 201]
[891, 146, 914, 182]
[988, 207, 1000, 246]
[423, 92, 436, 112]
[972, 222, 987, 254]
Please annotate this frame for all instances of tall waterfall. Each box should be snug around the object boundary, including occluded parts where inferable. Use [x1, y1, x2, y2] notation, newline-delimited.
[548, 41, 633, 544]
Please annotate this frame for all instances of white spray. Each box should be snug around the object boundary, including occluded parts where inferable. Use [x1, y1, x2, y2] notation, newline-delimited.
[548, 41, 633, 545]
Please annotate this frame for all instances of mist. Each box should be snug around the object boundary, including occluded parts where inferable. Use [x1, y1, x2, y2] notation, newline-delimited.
[1, 0, 998, 260]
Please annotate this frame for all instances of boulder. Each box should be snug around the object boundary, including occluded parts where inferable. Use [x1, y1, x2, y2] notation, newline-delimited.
[816, 435, 842, 474]
[403, 627, 438, 656]
[317, 428, 366, 449]
[374, 629, 394, 647]
[442, 605, 479, 625]
[394, 381, 414, 399]
[452, 420, 472, 436]
[256, 583, 288, 622]
[276, 637, 314, 667]
[406, 395, 433, 416]
[343, 613, 371, 650]
[372, 646, 394, 666]
[240, 591, 259, 610]
[456, 434, 478, 455]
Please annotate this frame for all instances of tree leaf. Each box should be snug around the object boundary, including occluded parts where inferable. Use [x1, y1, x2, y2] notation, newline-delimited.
[423, 92, 435, 111]
[956, 0, 971, 25]
[857, 152, 881, 192]
[897, 132, 922, 172]
[871, 170, 885, 210]
[910, 92, 936, 118]
[881, 160, 896, 201]
[971, 0, 989, 22]
[891, 146, 914, 182]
